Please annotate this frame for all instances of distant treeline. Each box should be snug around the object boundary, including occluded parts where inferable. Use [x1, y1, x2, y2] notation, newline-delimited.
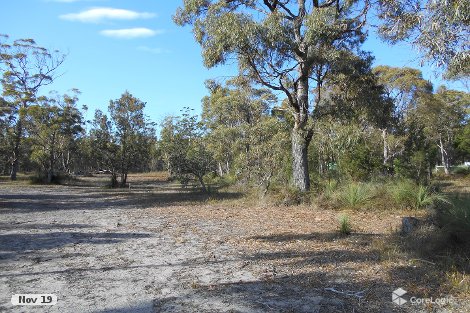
[0, 34, 469, 191]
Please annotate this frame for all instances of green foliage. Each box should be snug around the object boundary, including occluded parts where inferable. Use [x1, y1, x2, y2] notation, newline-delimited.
[89, 91, 155, 187]
[456, 124, 470, 158]
[452, 166, 470, 176]
[25, 91, 84, 183]
[201, 78, 290, 195]
[311, 119, 385, 181]
[322, 179, 338, 200]
[337, 140, 383, 181]
[338, 214, 352, 235]
[377, 0, 469, 78]
[160, 108, 215, 192]
[390, 179, 415, 209]
[175, 1, 370, 191]
[339, 182, 375, 208]
[436, 197, 470, 245]
[391, 179, 449, 209]
[0, 35, 66, 180]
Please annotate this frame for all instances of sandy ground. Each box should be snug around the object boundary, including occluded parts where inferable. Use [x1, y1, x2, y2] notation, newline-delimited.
[0, 181, 467, 312]
[0, 185, 341, 313]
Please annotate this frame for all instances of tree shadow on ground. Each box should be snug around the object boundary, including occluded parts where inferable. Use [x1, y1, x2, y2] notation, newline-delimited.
[250, 231, 378, 243]
[91, 301, 155, 313]
[0, 222, 93, 231]
[0, 187, 243, 214]
[0, 231, 152, 252]
[207, 231, 453, 313]
[0, 228, 152, 262]
[152, 270, 409, 313]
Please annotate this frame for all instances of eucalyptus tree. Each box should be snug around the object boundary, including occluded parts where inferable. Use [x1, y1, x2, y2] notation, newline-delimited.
[160, 108, 215, 192]
[108, 91, 155, 187]
[377, 0, 469, 79]
[174, 0, 369, 191]
[373, 66, 435, 176]
[201, 77, 275, 176]
[314, 54, 397, 171]
[90, 110, 120, 187]
[418, 87, 469, 174]
[0, 35, 65, 179]
[373, 66, 433, 117]
[0, 97, 13, 174]
[456, 123, 470, 160]
[202, 78, 290, 193]
[26, 92, 83, 183]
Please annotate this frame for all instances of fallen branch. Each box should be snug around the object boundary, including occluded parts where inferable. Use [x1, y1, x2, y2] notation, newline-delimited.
[410, 258, 435, 265]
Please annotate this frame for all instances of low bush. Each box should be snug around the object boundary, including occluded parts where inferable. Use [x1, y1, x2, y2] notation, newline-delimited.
[268, 186, 310, 206]
[323, 179, 338, 200]
[452, 166, 470, 176]
[437, 197, 470, 244]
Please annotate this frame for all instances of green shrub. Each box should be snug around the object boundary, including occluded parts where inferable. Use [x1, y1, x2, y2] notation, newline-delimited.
[322, 179, 338, 200]
[338, 214, 352, 235]
[452, 166, 470, 176]
[30, 172, 72, 185]
[339, 182, 374, 208]
[390, 179, 416, 208]
[438, 197, 470, 244]
[270, 186, 309, 206]
[391, 180, 448, 209]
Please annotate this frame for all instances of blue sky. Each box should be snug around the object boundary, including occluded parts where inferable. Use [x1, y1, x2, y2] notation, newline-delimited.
[0, 0, 465, 126]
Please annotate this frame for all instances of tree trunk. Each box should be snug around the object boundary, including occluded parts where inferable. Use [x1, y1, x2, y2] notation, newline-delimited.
[292, 129, 310, 192]
[439, 136, 449, 175]
[197, 175, 207, 192]
[111, 172, 118, 188]
[291, 71, 311, 191]
[47, 133, 55, 183]
[120, 172, 128, 188]
[10, 119, 22, 180]
[217, 162, 223, 176]
[382, 128, 388, 166]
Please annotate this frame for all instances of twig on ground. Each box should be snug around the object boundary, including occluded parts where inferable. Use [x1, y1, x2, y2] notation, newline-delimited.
[410, 258, 435, 265]
[324, 287, 365, 299]
[255, 301, 274, 310]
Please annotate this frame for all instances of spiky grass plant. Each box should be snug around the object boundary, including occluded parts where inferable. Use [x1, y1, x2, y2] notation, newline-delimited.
[391, 180, 448, 209]
[339, 182, 374, 208]
[338, 214, 352, 235]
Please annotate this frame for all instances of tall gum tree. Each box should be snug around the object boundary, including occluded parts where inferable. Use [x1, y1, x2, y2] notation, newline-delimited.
[0, 35, 65, 180]
[377, 0, 469, 80]
[174, 0, 369, 191]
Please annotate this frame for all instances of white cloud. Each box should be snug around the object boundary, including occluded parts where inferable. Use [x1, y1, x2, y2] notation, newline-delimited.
[100, 28, 162, 39]
[60, 7, 155, 23]
[137, 46, 170, 54]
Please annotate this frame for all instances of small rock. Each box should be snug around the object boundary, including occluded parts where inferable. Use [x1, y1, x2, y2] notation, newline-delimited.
[401, 216, 420, 235]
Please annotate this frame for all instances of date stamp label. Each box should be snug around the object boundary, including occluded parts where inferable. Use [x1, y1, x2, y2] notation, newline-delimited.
[11, 294, 57, 306]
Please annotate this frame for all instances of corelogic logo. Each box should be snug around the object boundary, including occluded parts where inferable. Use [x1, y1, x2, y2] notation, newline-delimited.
[392, 288, 407, 305]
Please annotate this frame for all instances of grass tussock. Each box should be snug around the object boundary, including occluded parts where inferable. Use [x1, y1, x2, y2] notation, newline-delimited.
[338, 214, 352, 235]
[338, 182, 375, 208]
[390, 179, 449, 210]
[437, 196, 470, 244]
